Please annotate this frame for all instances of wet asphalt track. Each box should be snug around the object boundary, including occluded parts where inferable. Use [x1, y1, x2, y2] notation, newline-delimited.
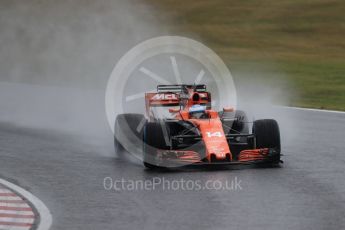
[1, 1, 345, 229]
[0, 106, 345, 230]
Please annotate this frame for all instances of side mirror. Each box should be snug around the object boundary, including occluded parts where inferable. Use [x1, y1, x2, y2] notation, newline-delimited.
[169, 108, 180, 113]
[223, 107, 234, 112]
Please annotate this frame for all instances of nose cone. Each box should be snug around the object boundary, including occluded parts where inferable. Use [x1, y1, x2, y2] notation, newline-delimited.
[214, 152, 227, 159]
[193, 118, 232, 161]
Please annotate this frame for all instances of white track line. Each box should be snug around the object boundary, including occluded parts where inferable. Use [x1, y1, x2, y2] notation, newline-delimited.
[278, 106, 345, 114]
[0, 203, 30, 208]
[0, 217, 34, 224]
[0, 196, 23, 201]
[0, 203, 29, 208]
[0, 179, 52, 230]
[0, 210, 34, 215]
[0, 226, 32, 230]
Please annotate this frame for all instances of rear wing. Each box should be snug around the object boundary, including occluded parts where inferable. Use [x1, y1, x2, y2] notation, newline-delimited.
[145, 92, 181, 119]
[145, 84, 211, 117]
[145, 92, 180, 107]
[147, 84, 207, 107]
[157, 84, 206, 93]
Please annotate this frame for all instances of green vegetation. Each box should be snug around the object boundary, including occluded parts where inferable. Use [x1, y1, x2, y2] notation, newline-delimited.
[147, 0, 345, 110]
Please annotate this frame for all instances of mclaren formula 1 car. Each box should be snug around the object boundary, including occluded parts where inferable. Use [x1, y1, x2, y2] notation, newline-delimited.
[114, 84, 281, 169]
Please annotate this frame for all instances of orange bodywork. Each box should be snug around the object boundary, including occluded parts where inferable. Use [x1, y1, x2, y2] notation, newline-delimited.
[145, 86, 271, 164]
[189, 114, 232, 162]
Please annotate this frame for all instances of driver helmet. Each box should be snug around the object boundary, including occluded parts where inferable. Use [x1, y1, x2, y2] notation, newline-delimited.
[189, 104, 206, 118]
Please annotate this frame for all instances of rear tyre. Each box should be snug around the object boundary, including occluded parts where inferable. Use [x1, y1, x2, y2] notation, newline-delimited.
[114, 113, 145, 155]
[252, 119, 281, 163]
[220, 110, 249, 134]
[232, 110, 249, 134]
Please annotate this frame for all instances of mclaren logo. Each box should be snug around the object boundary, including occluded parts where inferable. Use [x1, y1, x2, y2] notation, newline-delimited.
[152, 94, 178, 100]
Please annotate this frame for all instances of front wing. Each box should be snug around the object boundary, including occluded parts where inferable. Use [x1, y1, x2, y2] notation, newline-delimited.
[154, 148, 280, 167]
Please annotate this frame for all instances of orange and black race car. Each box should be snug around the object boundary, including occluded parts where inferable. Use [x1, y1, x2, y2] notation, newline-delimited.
[114, 84, 281, 169]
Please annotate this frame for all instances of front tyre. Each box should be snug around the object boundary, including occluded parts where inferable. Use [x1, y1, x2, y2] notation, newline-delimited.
[252, 119, 281, 164]
[114, 113, 145, 155]
[114, 132, 123, 154]
[143, 122, 169, 169]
